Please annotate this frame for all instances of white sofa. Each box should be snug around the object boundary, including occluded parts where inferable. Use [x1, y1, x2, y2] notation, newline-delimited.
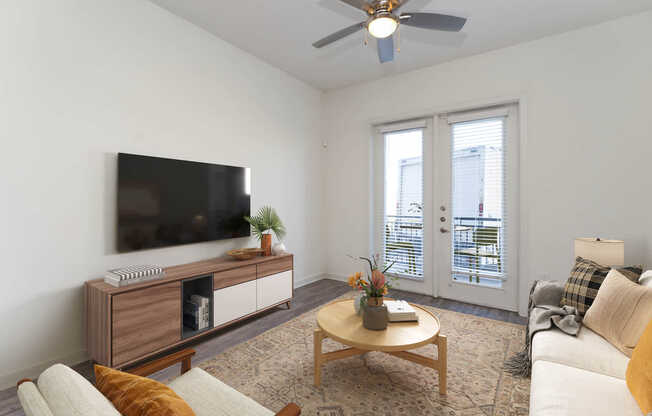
[17, 350, 299, 416]
[529, 271, 652, 416]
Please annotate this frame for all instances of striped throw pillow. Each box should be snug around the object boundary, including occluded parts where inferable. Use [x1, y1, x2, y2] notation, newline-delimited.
[561, 257, 642, 315]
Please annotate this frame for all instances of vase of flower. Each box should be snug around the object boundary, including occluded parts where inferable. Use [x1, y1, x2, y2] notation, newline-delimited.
[367, 296, 384, 307]
[363, 305, 388, 330]
[347, 254, 396, 330]
[354, 292, 365, 315]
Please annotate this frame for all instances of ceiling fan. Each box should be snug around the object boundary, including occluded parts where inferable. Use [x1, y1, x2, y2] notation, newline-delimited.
[313, 0, 467, 63]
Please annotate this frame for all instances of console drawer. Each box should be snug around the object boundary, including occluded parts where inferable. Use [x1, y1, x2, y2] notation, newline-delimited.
[257, 257, 293, 278]
[257, 270, 293, 310]
[213, 265, 256, 290]
[214, 280, 257, 327]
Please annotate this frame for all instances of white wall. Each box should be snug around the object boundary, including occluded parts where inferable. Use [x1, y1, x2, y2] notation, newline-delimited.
[0, 0, 324, 387]
[322, 11, 652, 315]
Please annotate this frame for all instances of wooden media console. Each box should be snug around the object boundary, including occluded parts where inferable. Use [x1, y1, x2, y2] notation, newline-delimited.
[85, 254, 293, 368]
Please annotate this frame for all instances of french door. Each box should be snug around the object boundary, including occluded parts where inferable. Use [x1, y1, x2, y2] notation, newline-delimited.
[434, 105, 519, 311]
[374, 104, 519, 310]
[374, 119, 434, 296]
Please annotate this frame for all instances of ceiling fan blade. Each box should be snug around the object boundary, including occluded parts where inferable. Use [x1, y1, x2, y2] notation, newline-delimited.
[377, 36, 394, 63]
[312, 22, 366, 48]
[400, 12, 467, 32]
[337, 0, 374, 14]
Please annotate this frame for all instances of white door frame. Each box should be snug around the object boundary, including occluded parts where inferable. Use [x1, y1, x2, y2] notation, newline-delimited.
[434, 104, 520, 311]
[367, 95, 528, 314]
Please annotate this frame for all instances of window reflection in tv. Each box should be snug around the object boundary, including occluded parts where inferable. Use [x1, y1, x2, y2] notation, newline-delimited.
[117, 153, 250, 252]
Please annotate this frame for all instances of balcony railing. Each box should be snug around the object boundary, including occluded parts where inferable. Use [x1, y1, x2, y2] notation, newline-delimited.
[384, 214, 424, 279]
[383, 215, 504, 285]
[452, 216, 504, 285]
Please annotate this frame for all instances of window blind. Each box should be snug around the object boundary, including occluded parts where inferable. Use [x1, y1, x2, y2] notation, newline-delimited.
[380, 127, 424, 280]
[449, 116, 507, 287]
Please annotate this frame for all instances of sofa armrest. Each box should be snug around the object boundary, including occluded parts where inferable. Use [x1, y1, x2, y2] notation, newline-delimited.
[128, 349, 196, 377]
[276, 403, 301, 416]
[17, 380, 55, 416]
[531, 280, 565, 308]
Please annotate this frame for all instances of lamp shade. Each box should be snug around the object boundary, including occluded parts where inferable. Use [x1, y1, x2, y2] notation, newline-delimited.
[574, 238, 624, 266]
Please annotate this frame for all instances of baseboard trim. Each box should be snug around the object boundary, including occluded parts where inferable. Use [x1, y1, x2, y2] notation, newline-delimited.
[0, 349, 88, 391]
[294, 273, 328, 288]
[322, 273, 348, 282]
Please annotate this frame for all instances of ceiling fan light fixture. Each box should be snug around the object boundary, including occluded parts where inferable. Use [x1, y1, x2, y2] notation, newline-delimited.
[367, 14, 398, 39]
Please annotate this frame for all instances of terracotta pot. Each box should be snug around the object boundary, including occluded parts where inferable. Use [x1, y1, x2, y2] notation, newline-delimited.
[261, 234, 272, 256]
[367, 296, 384, 307]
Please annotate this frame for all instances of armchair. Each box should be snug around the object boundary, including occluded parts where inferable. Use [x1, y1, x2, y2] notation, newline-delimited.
[17, 348, 300, 416]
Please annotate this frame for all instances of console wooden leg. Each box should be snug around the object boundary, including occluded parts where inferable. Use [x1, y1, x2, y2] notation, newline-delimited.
[286, 300, 291, 309]
[314, 329, 324, 386]
[437, 335, 447, 395]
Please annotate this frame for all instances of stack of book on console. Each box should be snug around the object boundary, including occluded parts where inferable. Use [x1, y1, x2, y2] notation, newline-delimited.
[184, 295, 210, 331]
[103, 265, 165, 287]
[385, 300, 418, 322]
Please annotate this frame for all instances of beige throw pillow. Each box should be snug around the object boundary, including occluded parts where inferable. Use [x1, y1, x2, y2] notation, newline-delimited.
[584, 269, 652, 357]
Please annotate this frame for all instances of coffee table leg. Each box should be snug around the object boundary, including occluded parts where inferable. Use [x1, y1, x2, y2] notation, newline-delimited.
[314, 329, 324, 387]
[437, 335, 447, 395]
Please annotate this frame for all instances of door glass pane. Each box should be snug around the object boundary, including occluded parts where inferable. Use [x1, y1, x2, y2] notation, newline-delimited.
[384, 129, 424, 279]
[451, 118, 506, 287]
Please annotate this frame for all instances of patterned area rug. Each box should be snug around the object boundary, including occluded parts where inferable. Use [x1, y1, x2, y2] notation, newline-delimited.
[199, 294, 530, 416]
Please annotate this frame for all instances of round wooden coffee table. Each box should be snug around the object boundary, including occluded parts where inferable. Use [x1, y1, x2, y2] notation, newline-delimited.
[314, 298, 447, 394]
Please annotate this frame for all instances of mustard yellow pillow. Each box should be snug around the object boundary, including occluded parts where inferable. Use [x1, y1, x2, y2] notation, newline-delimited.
[94, 365, 195, 416]
[626, 318, 652, 414]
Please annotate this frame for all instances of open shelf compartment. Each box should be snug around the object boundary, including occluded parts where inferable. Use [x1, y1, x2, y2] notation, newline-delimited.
[181, 274, 213, 339]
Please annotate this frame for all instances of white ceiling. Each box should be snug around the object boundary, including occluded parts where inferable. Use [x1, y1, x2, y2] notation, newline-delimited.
[149, 0, 652, 90]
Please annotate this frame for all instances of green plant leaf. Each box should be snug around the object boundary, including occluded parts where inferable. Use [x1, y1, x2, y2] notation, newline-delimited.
[244, 206, 286, 241]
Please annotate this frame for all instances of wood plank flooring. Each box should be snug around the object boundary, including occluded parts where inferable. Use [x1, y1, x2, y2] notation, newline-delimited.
[0, 279, 524, 416]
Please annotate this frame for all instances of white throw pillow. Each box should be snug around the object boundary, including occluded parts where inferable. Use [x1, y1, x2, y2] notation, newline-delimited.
[37, 364, 120, 416]
[639, 270, 652, 288]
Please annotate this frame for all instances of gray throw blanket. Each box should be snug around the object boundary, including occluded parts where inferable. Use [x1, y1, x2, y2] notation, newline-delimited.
[504, 280, 582, 377]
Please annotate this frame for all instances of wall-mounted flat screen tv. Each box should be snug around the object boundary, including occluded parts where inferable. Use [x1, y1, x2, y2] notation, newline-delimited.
[117, 153, 250, 252]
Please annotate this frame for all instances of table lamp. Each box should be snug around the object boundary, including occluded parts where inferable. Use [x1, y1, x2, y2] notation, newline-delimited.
[574, 238, 624, 267]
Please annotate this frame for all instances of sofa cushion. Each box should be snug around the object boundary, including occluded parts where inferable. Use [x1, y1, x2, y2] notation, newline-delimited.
[532, 327, 629, 379]
[530, 360, 643, 416]
[17, 381, 54, 416]
[37, 364, 120, 416]
[626, 318, 652, 414]
[640, 270, 652, 288]
[168, 368, 273, 416]
[94, 365, 195, 416]
[584, 269, 652, 357]
[560, 257, 642, 315]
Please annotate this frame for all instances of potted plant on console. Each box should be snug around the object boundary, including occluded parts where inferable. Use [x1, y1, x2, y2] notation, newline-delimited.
[244, 206, 286, 256]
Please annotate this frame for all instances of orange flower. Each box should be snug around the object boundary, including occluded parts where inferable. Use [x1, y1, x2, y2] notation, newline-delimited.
[382, 286, 389, 295]
[355, 271, 362, 279]
[347, 275, 356, 288]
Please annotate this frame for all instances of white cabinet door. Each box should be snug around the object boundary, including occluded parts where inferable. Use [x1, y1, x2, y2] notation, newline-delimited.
[213, 280, 257, 327]
[256, 270, 292, 310]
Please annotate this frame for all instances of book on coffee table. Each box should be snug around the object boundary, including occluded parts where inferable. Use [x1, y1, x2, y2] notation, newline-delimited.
[385, 300, 418, 322]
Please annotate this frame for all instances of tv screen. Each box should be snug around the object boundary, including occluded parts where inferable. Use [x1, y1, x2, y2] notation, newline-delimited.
[117, 153, 250, 252]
